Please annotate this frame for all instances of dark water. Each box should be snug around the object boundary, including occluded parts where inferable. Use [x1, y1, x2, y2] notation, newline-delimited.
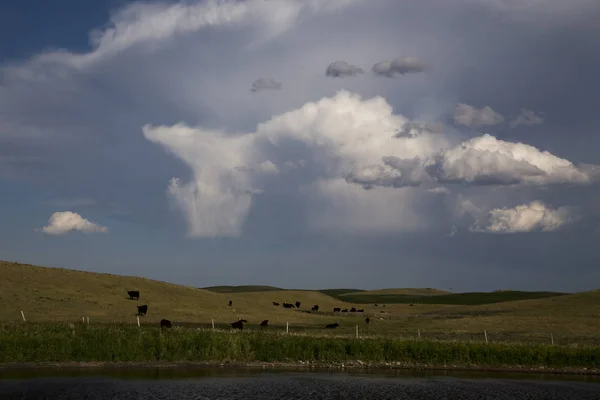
[1, 368, 600, 399]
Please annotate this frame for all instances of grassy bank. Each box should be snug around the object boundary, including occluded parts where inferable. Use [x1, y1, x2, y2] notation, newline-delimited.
[1, 324, 598, 370]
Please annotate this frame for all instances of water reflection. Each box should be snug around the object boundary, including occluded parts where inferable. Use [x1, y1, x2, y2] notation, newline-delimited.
[1, 365, 599, 383]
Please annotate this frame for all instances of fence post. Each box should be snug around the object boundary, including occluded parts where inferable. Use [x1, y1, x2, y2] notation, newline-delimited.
[551, 333, 554, 345]
[212, 319, 215, 330]
[20, 310, 26, 322]
[355, 325, 358, 339]
[87, 316, 89, 325]
[417, 329, 421, 340]
[286, 322, 289, 334]
[484, 330, 488, 344]
[82, 317, 85, 324]
[137, 316, 140, 327]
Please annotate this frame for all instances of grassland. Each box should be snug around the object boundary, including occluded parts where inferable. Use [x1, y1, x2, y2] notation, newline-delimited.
[334, 290, 568, 305]
[1, 260, 599, 350]
[1, 323, 599, 371]
[202, 285, 284, 293]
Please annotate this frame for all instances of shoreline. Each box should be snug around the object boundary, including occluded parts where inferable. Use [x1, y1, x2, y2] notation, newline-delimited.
[0, 360, 598, 376]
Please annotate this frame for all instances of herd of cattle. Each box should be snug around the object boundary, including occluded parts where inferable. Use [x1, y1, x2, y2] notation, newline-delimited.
[126, 290, 371, 331]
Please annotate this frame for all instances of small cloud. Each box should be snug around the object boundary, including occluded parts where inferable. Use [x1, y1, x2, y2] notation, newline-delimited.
[37, 211, 108, 235]
[372, 56, 427, 77]
[510, 109, 544, 128]
[250, 77, 282, 92]
[394, 121, 444, 138]
[447, 225, 458, 237]
[325, 61, 364, 77]
[345, 157, 428, 189]
[454, 103, 504, 128]
[471, 201, 579, 233]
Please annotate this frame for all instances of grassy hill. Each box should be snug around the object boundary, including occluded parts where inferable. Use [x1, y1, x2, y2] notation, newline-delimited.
[342, 288, 450, 296]
[330, 290, 567, 305]
[203, 285, 284, 293]
[0, 261, 363, 327]
[2, 260, 598, 343]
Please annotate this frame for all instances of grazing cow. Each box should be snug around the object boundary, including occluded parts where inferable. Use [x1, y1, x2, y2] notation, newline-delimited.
[365, 317, 370, 325]
[325, 323, 340, 329]
[295, 301, 301, 309]
[311, 305, 319, 312]
[137, 305, 148, 316]
[374, 304, 378, 307]
[228, 300, 232, 307]
[231, 320, 244, 330]
[341, 309, 348, 313]
[260, 319, 269, 327]
[283, 303, 295, 309]
[350, 307, 357, 312]
[127, 290, 140, 300]
[357, 309, 364, 312]
[160, 319, 172, 329]
[333, 307, 341, 312]
[273, 302, 280, 306]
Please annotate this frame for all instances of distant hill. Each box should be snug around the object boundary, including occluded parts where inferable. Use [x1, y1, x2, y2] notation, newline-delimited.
[202, 285, 284, 293]
[334, 290, 568, 305]
[317, 289, 365, 297]
[341, 288, 451, 296]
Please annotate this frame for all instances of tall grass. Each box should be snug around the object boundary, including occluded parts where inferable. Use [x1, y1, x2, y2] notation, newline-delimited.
[0, 323, 598, 368]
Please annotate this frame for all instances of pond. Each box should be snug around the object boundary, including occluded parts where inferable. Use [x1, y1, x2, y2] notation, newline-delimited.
[1, 367, 600, 399]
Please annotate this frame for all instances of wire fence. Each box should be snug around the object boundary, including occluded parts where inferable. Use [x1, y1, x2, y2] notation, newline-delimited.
[7, 311, 600, 347]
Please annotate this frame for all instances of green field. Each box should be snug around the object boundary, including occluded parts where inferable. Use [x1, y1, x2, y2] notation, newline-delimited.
[1, 323, 598, 370]
[1, 260, 598, 349]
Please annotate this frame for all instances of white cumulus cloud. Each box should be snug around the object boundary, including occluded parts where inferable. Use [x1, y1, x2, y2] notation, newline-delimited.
[472, 201, 579, 233]
[144, 90, 451, 237]
[37, 211, 108, 235]
[427, 133, 597, 186]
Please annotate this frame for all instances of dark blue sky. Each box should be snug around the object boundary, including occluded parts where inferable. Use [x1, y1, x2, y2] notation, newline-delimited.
[1, 0, 599, 292]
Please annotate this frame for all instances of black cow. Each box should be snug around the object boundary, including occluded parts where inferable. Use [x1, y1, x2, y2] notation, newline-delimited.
[260, 319, 269, 327]
[357, 309, 364, 312]
[282, 303, 295, 309]
[127, 290, 140, 300]
[341, 309, 348, 313]
[311, 305, 319, 312]
[325, 323, 340, 329]
[295, 301, 301, 309]
[333, 307, 341, 312]
[231, 320, 244, 330]
[273, 302, 280, 306]
[137, 305, 148, 315]
[365, 317, 370, 325]
[228, 300, 232, 307]
[160, 319, 172, 328]
[350, 307, 357, 312]
[374, 304, 378, 307]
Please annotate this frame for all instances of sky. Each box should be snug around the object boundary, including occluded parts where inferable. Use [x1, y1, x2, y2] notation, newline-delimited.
[1, 0, 599, 292]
